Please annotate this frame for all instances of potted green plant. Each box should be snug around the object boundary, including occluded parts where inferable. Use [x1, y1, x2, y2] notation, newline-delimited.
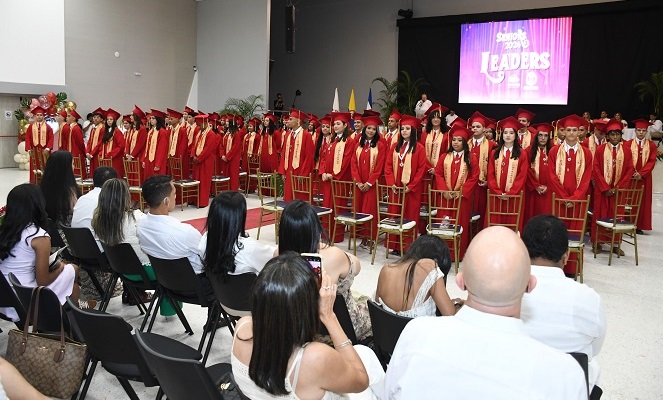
[634, 71, 663, 116]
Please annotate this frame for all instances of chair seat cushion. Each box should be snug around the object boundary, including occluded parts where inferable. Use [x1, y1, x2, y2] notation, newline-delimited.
[378, 218, 416, 230]
[471, 212, 480, 222]
[212, 176, 230, 182]
[262, 200, 289, 211]
[102, 361, 142, 379]
[312, 206, 332, 216]
[336, 212, 373, 223]
[427, 223, 462, 236]
[174, 179, 200, 187]
[140, 332, 202, 360]
[596, 218, 636, 230]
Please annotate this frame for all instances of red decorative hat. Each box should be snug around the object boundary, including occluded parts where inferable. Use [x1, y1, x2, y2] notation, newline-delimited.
[604, 118, 624, 133]
[331, 112, 352, 125]
[105, 108, 121, 121]
[558, 114, 587, 129]
[352, 112, 363, 121]
[92, 107, 106, 118]
[468, 111, 490, 128]
[234, 115, 244, 125]
[183, 106, 195, 114]
[631, 119, 652, 129]
[531, 123, 554, 134]
[167, 108, 183, 119]
[320, 115, 331, 126]
[363, 109, 381, 117]
[149, 109, 166, 119]
[498, 116, 525, 131]
[362, 115, 383, 128]
[122, 115, 131, 123]
[593, 120, 607, 133]
[515, 108, 535, 122]
[32, 106, 47, 115]
[389, 109, 402, 121]
[263, 113, 278, 123]
[57, 110, 67, 119]
[289, 109, 308, 121]
[424, 102, 449, 118]
[68, 109, 82, 120]
[194, 114, 209, 123]
[133, 105, 145, 120]
[449, 117, 467, 128]
[449, 125, 472, 142]
[399, 115, 420, 128]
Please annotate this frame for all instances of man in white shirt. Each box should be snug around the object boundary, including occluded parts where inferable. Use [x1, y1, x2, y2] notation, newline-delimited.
[521, 215, 606, 399]
[444, 110, 458, 127]
[648, 113, 662, 136]
[413, 93, 432, 119]
[384, 226, 586, 400]
[71, 166, 118, 250]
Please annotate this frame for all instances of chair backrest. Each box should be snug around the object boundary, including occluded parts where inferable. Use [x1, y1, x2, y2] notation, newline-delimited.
[61, 226, 109, 268]
[376, 183, 408, 225]
[98, 157, 113, 168]
[0, 273, 26, 328]
[612, 187, 645, 226]
[208, 272, 255, 318]
[65, 297, 156, 384]
[330, 179, 357, 216]
[318, 293, 358, 344]
[256, 172, 278, 204]
[486, 190, 524, 232]
[72, 155, 85, 178]
[44, 217, 66, 249]
[428, 186, 462, 234]
[247, 155, 260, 174]
[552, 194, 591, 240]
[568, 352, 589, 396]
[367, 300, 413, 369]
[147, 255, 210, 306]
[135, 331, 224, 400]
[124, 158, 142, 187]
[29, 149, 47, 172]
[168, 157, 184, 181]
[291, 173, 313, 203]
[101, 242, 152, 285]
[8, 273, 69, 334]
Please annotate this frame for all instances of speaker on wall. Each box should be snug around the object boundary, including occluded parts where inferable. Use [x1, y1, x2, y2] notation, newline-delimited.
[285, 5, 295, 53]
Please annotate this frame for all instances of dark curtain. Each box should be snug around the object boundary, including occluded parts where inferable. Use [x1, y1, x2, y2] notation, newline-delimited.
[397, 0, 663, 123]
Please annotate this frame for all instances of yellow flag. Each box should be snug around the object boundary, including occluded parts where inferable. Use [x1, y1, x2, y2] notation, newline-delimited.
[348, 88, 356, 112]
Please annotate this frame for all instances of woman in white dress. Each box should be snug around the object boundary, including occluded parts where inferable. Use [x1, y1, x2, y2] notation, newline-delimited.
[0, 184, 85, 320]
[375, 235, 460, 317]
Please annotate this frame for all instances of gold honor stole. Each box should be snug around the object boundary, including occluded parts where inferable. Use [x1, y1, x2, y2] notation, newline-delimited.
[425, 130, 444, 167]
[258, 134, 274, 156]
[90, 124, 104, 152]
[604, 144, 624, 186]
[444, 153, 468, 191]
[494, 150, 518, 192]
[531, 148, 547, 181]
[469, 139, 490, 181]
[225, 133, 234, 154]
[355, 145, 379, 175]
[187, 124, 196, 146]
[31, 123, 48, 147]
[247, 133, 256, 155]
[169, 124, 181, 156]
[68, 123, 77, 150]
[284, 130, 303, 169]
[196, 127, 211, 156]
[392, 146, 413, 185]
[126, 128, 137, 154]
[629, 139, 650, 169]
[554, 145, 585, 188]
[147, 128, 159, 162]
[519, 131, 531, 149]
[58, 124, 64, 148]
[332, 139, 347, 175]
[103, 132, 115, 156]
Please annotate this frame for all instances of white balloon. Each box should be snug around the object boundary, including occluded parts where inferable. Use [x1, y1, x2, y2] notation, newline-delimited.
[14, 154, 21, 163]
[18, 141, 26, 154]
[18, 163, 26, 170]
[22, 155, 29, 163]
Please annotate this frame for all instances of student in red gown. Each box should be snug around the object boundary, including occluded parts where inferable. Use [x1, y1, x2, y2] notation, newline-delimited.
[25, 106, 54, 184]
[125, 109, 148, 162]
[419, 103, 449, 234]
[191, 114, 217, 208]
[98, 108, 126, 178]
[486, 116, 529, 232]
[382, 109, 401, 149]
[515, 108, 536, 151]
[627, 119, 657, 233]
[467, 111, 496, 233]
[384, 115, 427, 254]
[221, 115, 245, 191]
[63, 109, 86, 178]
[165, 108, 189, 180]
[278, 109, 315, 201]
[524, 123, 554, 226]
[315, 115, 334, 208]
[242, 118, 261, 192]
[259, 113, 282, 173]
[592, 119, 634, 253]
[142, 109, 169, 180]
[85, 107, 107, 177]
[433, 125, 479, 260]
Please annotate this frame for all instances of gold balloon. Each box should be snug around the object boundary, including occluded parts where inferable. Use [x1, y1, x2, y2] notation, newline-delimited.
[66, 101, 76, 110]
[19, 120, 29, 135]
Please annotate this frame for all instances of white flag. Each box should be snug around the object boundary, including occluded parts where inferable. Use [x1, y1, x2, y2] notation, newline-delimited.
[332, 88, 340, 112]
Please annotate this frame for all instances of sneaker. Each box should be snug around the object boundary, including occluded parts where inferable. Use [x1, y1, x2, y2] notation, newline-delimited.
[79, 299, 98, 310]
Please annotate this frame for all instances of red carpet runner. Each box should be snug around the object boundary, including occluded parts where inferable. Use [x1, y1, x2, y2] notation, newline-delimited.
[183, 207, 269, 233]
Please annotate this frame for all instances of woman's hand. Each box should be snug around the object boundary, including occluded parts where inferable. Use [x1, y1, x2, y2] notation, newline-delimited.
[318, 274, 338, 325]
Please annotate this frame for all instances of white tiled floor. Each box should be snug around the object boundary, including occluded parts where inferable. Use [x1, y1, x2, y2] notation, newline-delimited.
[1, 165, 662, 399]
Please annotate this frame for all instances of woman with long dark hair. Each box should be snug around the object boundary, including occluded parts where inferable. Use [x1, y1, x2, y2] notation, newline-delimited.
[39, 150, 81, 235]
[524, 123, 554, 227]
[351, 115, 387, 249]
[231, 252, 383, 399]
[200, 191, 274, 280]
[375, 235, 458, 317]
[277, 200, 371, 341]
[98, 108, 126, 178]
[221, 116, 244, 191]
[315, 115, 334, 211]
[259, 113, 282, 173]
[0, 184, 88, 317]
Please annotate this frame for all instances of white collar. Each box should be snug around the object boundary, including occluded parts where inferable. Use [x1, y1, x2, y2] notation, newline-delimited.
[453, 150, 463, 157]
[564, 142, 578, 152]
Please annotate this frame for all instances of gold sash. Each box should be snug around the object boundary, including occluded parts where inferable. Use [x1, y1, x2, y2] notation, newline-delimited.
[443, 153, 468, 191]
[126, 128, 137, 154]
[58, 123, 64, 148]
[169, 123, 181, 156]
[225, 133, 234, 154]
[196, 127, 211, 156]
[470, 139, 490, 181]
[554, 145, 585, 188]
[603, 144, 624, 186]
[103, 132, 115, 156]
[284, 129, 303, 169]
[258, 134, 274, 156]
[519, 131, 531, 149]
[90, 124, 104, 153]
[147, 128, 159, 162]
[425, 130, 444, 167]
[246, 133, 257, 155]
[355, 145, 379, 175]
[629, 139, 650, 169]
[68, 123, 76, 151]
[392, 148, 413, 185]
[531, 148, 545, 181]
[31, 123, 48, 147]
[494, 149, 518, 192]
[187, 124, 196, 146]
[332, 139, 347, 175]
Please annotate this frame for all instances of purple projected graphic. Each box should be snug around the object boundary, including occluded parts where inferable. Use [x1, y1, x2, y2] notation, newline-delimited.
[458, 17, 572, 105]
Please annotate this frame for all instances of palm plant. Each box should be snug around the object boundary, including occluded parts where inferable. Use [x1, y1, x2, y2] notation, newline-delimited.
[372, 71, 427, 120]
[372, 76, 399, 121]
[221, 95, 265, 121]
[634, 71, 663, 115]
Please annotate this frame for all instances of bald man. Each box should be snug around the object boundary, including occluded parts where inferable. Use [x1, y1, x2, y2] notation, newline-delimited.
[384, 226, 587, 399]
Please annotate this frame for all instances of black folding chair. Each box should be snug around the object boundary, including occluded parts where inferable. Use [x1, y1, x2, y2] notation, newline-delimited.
[367, 300, 413, 370]
[319, 293, 372, 346]
[147, 255, 221, 365]
[8, 273, 72, 335]
[62, 226, 115, 310]
[66, 297, 202, 400]
[0, 272, 27, 329]
[207, 272, 255, 335]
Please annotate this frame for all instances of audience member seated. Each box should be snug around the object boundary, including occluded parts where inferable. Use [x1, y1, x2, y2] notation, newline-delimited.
[199, 191, 275, 280]
[0, 356, 49, 400]
[91, 178, 157, 308]
[277, 200, 371, 341]
[521, 214, 606, 398]
[70, 166, 120, 301]
[231, 253, 384, 399]
[375, 235, 459, 317]
[0, 184, 92, 315]
[39, 150, 81, 246]
[384, 226, 587, 399]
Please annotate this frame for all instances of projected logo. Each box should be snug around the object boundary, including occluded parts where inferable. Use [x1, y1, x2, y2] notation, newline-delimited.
[459, 17, 572, 105]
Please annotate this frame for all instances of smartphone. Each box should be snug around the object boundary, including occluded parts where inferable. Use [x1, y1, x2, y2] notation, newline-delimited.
[301, 253, 323, 288]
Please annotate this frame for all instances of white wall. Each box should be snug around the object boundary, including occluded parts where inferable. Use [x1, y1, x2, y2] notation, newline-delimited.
[196, 0, 270, 113]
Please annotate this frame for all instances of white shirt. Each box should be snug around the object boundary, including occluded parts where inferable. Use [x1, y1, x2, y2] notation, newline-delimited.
[122, 210, 150, 266]
[198, 233, 275, 276]
[521, 265, 606, 388]
[445, 113, 458, 127]
[414, 99, 432, 119]
[384, 306, 587, 399]
[648, 119, 662, 134]
[137, 213, 203, 274]
[564, 142, 579, 153]
[71, 187, 102, 250]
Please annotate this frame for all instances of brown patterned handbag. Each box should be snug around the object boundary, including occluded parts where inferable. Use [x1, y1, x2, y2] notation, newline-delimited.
[5, 287, 87, 398]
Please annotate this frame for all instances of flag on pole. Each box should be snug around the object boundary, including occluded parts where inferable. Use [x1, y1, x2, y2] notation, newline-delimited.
[348, 88, 356, 112]
[332, 88, 340, 112]
[366, 88, 373, 110]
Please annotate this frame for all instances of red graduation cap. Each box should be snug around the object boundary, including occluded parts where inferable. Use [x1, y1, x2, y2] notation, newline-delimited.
[149, 109, 166, 119]
[57, 110, 67, 119]
[631, 119, 652, 130]
[194, 114, 209, 123]
[183, 106, 195, 114]
[122, 115, 132, 123]
[531, 123, 554, 135]
[92, 107, 106, 118]
[424, 102, 449, 118]
[498, 116, 525, 131]
[389, 109, 402, 121]
[450, 117, 467, 128]
[558, 114, 587, 129]
[320, 115, 331, 126]
[449, 125, 472, 142]
[105, 108, 121, 121]
[263, 113, 278, 124]
[604, 118, 624, 133]
[515, 108, 535, 122]
[289, 109, 308, 121]
[331, 112, 352, 125]
[68, 109, 82, 120]
[362, 115, 383, 128]
[167, 108, 183, 119]
[399, 114, 420, 128]
[133, 105, 145, 120]
[363, 109, 381, 117]
[468, 111, 490, 128]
